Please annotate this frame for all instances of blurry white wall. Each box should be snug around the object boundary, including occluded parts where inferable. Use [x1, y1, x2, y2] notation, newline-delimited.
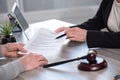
[0, 0, 102, 24]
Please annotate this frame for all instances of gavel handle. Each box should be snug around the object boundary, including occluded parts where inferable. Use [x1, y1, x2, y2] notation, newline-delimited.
[43, 56, 86, 68]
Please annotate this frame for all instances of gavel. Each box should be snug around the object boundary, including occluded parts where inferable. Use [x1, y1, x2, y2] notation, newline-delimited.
[43, 50, 107, 71]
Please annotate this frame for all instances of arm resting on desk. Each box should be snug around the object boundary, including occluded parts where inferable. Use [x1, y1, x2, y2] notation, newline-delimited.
[0, 60, 24, 80]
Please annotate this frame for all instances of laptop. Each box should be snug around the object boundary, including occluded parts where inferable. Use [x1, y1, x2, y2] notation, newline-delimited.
[12, 3, 29, 31]
[11, 3, 30, 40]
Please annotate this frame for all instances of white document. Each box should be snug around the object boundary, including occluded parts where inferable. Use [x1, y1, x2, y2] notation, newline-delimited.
[24, 28, 67, 59]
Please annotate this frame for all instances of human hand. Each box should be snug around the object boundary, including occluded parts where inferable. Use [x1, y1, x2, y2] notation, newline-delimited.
[19, 53, 48, 71]
[65, 27, 87, 42]
[56, 27, 87, 42]
[0, 43, 27, 57]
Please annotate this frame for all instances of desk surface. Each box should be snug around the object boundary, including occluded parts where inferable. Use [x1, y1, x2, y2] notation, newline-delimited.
[14, 46, 120, 80]
[7, 19, 120, 80]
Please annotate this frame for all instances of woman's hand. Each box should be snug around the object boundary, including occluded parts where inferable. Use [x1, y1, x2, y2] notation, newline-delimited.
[56, 27, 87, 42]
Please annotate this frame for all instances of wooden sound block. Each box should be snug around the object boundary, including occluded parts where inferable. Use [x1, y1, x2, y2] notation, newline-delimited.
[78, 57, 107, 71]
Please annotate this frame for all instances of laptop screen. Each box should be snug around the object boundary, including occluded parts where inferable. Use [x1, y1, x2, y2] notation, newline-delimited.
[12, 3, 29, 31]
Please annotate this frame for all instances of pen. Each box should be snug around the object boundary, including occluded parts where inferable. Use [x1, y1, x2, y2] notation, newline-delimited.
[56, 33, 66, 39]
[56, 25, 76, 39]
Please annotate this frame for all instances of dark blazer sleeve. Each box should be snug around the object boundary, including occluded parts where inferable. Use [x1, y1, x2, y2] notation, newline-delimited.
[73, 0, 120, 48]
[87, 31, 120, 48]
[76, 0, 106, 31]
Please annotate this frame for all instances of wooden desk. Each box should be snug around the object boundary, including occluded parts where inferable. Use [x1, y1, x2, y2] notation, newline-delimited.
[2, 19, 120, 80]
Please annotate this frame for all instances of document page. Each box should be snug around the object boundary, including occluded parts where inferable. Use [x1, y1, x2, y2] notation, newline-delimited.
[24, 28, 66, 60]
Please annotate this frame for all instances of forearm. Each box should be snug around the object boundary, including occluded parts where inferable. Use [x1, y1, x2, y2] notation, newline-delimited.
[87, 31, 120, 48]
[0, 60, 24, 80]
[74, 17, 105, 31]
[73, 0, 106, 31]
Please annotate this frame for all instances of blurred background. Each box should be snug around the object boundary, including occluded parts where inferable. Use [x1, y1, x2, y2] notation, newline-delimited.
[0, 0, 102, 24]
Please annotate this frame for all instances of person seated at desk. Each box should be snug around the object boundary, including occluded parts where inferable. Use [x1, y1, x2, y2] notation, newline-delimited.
[0, 43, 48, 80]
[56, 0, 120, 48]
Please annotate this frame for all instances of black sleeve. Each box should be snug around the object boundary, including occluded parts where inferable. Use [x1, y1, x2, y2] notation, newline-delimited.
[75, 0, 106, 31]
[69, 0, 120, 48]
[72, 0, 120, 48]
[87, 31, 120, 48]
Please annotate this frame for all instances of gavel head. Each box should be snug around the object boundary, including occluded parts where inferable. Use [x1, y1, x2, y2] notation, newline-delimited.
[86, 50, 97, 64]
[78, 50, 107, 71]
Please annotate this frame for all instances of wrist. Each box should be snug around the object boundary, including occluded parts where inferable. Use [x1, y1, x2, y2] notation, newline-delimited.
[19, 56, 28, 71]
[0, 45, 8, 56]
[83, 29, 87, 42]
[11, 60, 25, 74]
